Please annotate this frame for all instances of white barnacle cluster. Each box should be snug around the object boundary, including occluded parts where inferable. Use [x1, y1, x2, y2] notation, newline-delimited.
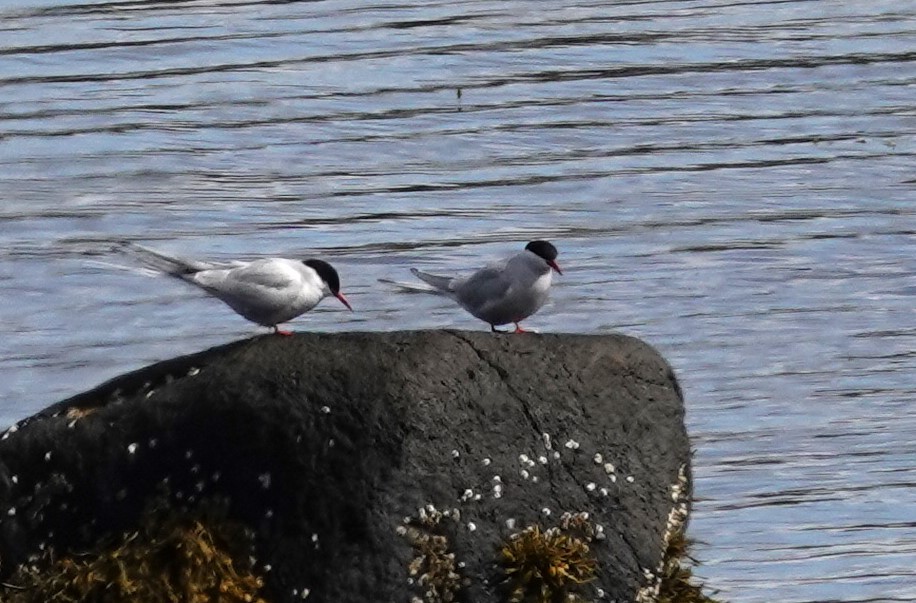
[517, 452, 537, 481]
[556, 511, 605, 542]
[634, 567, 660, 603]
[411, 503, 463, 529]
[594, 453, 619, 484]
[663, 464, 690, 545]
[491, 475, 503, 499]
[635, 464, 691, 603]
[558, 511, 589, 527]
[398, 503, 467, 603]
[544, 435, 630, 495]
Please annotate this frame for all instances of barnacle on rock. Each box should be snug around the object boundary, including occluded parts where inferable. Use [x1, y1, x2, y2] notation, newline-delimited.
[638, 464, 721, 603]
[499, 523, 597, 603]
[399, 505, 467, 603]
[0, 497, 265, 603]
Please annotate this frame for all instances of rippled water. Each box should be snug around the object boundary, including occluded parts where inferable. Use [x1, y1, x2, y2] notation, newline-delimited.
[1, 0, 915, 601]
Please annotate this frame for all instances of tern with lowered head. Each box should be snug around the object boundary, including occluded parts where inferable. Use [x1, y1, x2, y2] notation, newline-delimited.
[121, 242, 352, 334]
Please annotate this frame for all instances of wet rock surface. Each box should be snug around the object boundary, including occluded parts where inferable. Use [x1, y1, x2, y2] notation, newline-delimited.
[0, 330, 689, 602]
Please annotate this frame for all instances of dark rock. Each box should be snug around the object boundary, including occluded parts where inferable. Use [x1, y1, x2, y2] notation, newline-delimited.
[0, 330, 689, 603]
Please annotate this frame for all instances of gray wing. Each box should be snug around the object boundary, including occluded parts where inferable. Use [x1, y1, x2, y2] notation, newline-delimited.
[452, 265, 513, 317]
[192, 260, 301, 316]
[226, 260, 302, 290]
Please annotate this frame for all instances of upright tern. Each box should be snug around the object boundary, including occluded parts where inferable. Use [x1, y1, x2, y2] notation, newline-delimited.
[409, 240, 562, 333]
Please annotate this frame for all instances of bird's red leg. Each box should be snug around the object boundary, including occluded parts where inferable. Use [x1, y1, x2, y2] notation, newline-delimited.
[513, 323, 527, 333]
[273, 325, 294, 336]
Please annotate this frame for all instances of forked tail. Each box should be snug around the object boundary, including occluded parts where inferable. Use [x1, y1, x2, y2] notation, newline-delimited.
[409, 268, 454, 293]
[117, 242, 212, 278]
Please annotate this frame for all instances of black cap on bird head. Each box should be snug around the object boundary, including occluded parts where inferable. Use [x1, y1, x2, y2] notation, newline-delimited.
[525, 240, 562, 274]
[525, 240, 557, 261]
[303, 259, 353, 310]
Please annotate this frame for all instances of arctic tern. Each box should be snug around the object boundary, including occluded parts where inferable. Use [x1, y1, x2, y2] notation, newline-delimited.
[408, 240, 561, 333]
[121, 242, 352, 334]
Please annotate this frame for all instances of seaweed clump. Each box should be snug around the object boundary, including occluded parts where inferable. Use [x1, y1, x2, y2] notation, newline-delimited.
[655, 531, 721, 603]
[0, 498, 266, 603]
[499, 514, 598, 603]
